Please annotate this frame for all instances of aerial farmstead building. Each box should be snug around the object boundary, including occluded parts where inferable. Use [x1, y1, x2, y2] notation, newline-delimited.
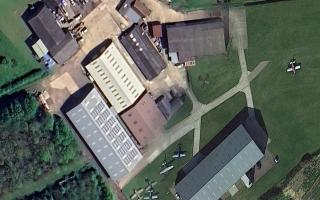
[119, 24, 166, 81]
[85, 40, 145, 113]
[175, 107, 268, 200]
[166, 18, 226, 65]
[64, 85, 142, 181]
[27, 3, 79, 64]
[120, 93, 167, 147]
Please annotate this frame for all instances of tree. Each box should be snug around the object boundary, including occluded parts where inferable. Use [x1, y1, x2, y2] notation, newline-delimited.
[40, 149, 52, 163]
[40, 112, 54, 131]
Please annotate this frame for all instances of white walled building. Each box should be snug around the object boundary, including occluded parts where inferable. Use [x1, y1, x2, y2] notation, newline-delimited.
[85, 41, 145, 113]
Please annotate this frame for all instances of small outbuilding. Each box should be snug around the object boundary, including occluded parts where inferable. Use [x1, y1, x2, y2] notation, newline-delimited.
[155, 91, 184, 120]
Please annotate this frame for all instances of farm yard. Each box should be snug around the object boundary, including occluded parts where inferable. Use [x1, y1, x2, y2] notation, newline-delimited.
[234, 0, 320, 199]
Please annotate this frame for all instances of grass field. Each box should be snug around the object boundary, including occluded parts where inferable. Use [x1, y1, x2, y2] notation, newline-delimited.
[170, 0, 217, 11]
[188, 50, 241, 104]
[200, 92, 246, 149]
[165, 95, 193, 129]
[0, 0, 40, 86]
[123, 131, 194, 200]
[234, 0, 320, 199]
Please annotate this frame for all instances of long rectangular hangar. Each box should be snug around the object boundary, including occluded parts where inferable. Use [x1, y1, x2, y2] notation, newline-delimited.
[175, 107, 268, 200]
[119, 24, 166, 81]
[66, 85, 142, 181]
[166, 18, 226, 64]
[85, 41, 145, 113]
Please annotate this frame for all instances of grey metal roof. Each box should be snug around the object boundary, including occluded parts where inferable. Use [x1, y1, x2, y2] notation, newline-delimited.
[175, 124, 265, 200]
[119, 24, 166, 80]
[28, 4, 79, 64]
[51, 33, 79, 64]
[166, 18, 226, 63]
[117, 0, 141, 23]
[66, 87, 143, 181]
[126, 8, 141, 23]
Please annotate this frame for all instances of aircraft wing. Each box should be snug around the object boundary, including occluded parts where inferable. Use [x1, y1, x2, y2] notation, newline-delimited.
[295, 65, 301, 70]
[160, 166, 174, 174]
[287, 68, 293, 72]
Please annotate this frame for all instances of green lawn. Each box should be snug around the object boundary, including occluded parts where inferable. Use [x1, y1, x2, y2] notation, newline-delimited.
[165, 95, 193, 129]
[1, 158, 86, 200]
[188, 50, 241, 104]
[200, 92, 246, 149]
[123, 131, 194, 200]
[0, 0, 40, 86]
[234, 0, 320, 199]
[170, 0, 217, 11]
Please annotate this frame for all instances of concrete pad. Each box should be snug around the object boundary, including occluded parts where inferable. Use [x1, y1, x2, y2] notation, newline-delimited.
[229, 7, 248, 49]
[50, 72, 79, 94]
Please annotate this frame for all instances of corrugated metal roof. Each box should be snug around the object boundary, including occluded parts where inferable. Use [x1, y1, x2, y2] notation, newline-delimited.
[28, 4, 78, 64]
[85, 42, 145, 113]
[66, 88, 142, 181]
[120, 93, 166, 146]
[125, 8, 141, 23]
[119, 24, 166, 80]
[32, 39, 48, 58]
[132, 0, 151, 17]
[175, 121, 266, 200]
[166, 18, 226, 63]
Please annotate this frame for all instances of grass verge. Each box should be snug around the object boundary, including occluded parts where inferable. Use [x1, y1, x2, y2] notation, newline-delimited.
[170, 0, 218, 11]
[200, 92, 246, 149]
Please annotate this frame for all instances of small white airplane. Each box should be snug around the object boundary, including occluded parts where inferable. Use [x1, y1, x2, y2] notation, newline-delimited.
[160, 165, 174, 175]
[160, 155, 174, 175]
[143, 193, 158, 200]
[130, 188, 144, 200]
[144, 179, 157, 192]
[143, 179, 159, 200]
[287, 58, 301, 74]
[172, 143, 187, 159]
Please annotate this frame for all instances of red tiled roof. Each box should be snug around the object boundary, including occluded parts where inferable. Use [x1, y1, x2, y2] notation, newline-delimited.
[120, 93, 166, 146]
